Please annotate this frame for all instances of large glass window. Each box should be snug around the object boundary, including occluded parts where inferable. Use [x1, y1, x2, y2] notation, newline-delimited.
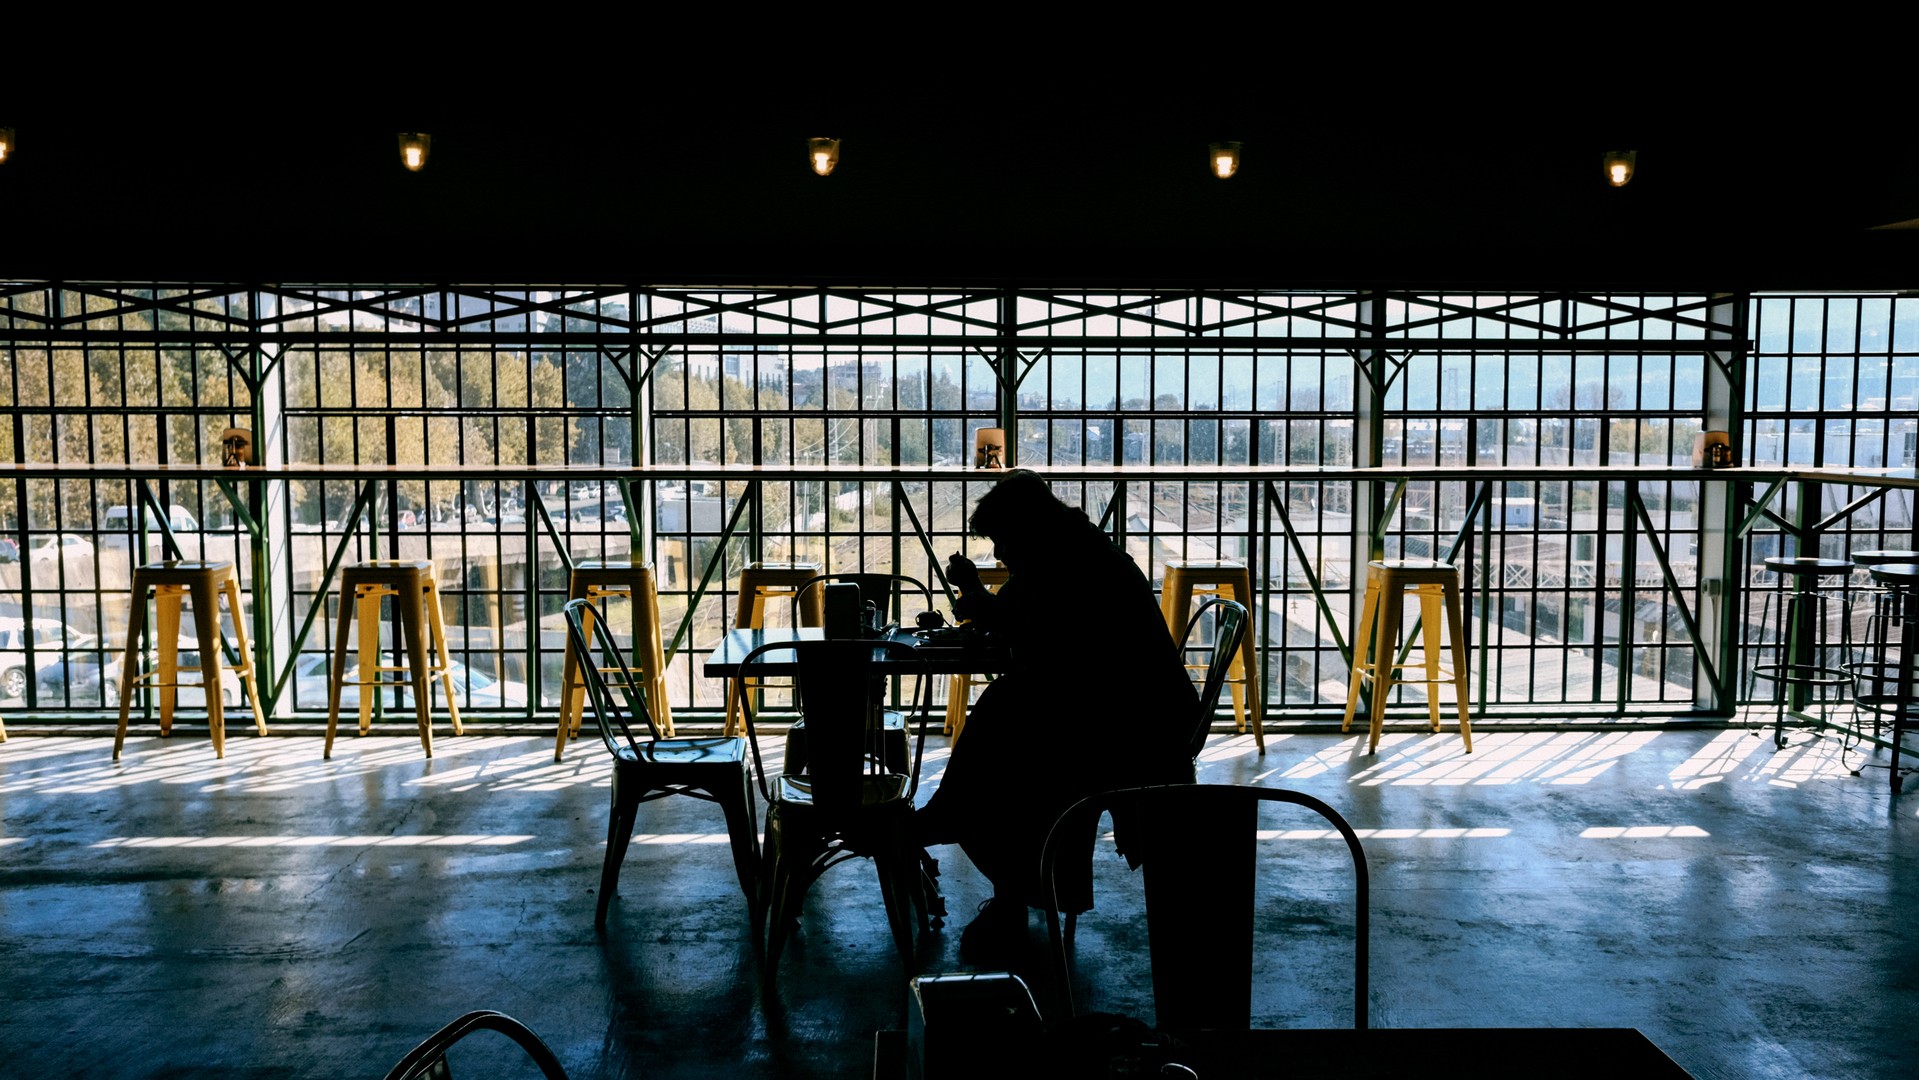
[2, 282, 1909, 725]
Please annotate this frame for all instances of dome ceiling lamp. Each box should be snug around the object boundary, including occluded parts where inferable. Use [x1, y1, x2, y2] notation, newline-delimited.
[807, 137, 841, 177]
[0, 127, 15, 164]
[398, 132, 432, 172]
[1603, 150, 1637, 187]
[1209, 141, 1242, 180]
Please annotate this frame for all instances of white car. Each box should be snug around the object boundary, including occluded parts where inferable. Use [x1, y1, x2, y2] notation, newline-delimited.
[27, 533, 95, 564]
[291, 653, 528, 711]
[36, 636, 244, 708]
[0, 617, 83, 699]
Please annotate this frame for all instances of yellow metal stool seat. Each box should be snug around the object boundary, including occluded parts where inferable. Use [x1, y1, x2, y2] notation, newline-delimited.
[944, 560, 1010, 742]
[1160, 559, 1264, 752]
[1342, 558, 1473, 755]
[556, 559, 672, 761]
[724, 560, 824, 735]
[113, 559, 265, 760]
[325, 559, 463, 759]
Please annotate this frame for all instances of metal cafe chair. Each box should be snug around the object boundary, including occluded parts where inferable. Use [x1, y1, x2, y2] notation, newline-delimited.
[1040, 783, 1370, 1033]
[735, 636, 936, 981]
[1051, 597, 1250, 947]
[785, 572, 935, 774]
[380, 1009, 570, 1080]
[561, 597, 761, 932]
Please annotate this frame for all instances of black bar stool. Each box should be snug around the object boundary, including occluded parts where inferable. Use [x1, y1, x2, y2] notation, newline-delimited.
[1845, 550, 1917, 741]
[1854, 563, 1918, 792]
[1749, 556, 1853, 749]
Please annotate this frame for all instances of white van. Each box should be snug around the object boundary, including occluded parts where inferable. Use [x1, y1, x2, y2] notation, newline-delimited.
[102, 504, 198, 533]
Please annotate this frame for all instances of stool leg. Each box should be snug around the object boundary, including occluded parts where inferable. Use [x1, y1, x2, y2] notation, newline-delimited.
[1367, 587, 1404, 754]
[1443, 581, 1474, 753]
[945, 673, 965, 736]
[324, 584, 355, 759]
[223, 575, 266, 736]
[424, 583, 462, 737]
[558, 599, 595, 760]
[187, 579, 226, 759]
[401, 581, 434, 757]
[632, 575, 674, 737]
[156, 586, 182, 738]
[357, 588, 380, 738]
[1342, 580, 1380, 734]
[1230, 577, 1264, 754]
[114, 581, 150, 761]
[1420, 586, 1444, 734]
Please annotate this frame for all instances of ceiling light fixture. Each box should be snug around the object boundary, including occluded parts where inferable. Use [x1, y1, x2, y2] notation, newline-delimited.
[1602, 150, 1636, 187]
[1209, 141, 1242, 180]
[807, 137, 840, 177]
[398, 133, 431, 173]
[0, 127, 14, 164]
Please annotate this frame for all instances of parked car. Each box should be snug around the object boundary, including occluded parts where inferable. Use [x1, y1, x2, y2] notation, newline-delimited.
[36, 636, 244, 708]
[290, 653, 528, 710]
[0, 617, 84, 699]
[27, 533, 95, 564]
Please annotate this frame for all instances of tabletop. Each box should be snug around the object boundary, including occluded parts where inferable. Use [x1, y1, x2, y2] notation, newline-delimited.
[703, 627, 1010, 678]
[879, 1025, 1693, 1079]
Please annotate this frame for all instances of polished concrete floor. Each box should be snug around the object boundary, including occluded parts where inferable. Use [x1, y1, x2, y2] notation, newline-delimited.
[3, 719, 1917, 1079]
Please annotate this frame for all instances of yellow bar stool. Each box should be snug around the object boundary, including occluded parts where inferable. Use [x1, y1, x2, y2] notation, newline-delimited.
[556, 559, 672, 762]
[944, 559, 1010, 742]
[1342, 558, 1473, 755]
[324, 559, 463, 759]
[1160, 559, 1264, 752]
[113, 559, 265, 761]
[724, 560, 824, 735]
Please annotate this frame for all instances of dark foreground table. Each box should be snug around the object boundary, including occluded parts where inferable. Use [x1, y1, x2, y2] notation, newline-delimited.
[878, 1025, 1692, 1079]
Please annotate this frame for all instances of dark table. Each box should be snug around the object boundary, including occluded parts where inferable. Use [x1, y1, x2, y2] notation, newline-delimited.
[704, 626, 1010, 678]
[877, 1025, 1693, 1079]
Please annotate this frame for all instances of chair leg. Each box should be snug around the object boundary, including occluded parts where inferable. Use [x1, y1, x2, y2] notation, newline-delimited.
[763, 809, 798, 976]
[712, 772, 765, 931]
[874, 839, 918, 972]
[596, 768, 642, 930]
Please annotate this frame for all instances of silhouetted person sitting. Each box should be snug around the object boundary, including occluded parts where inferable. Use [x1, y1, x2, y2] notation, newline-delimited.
[916, 469, 1197, 965]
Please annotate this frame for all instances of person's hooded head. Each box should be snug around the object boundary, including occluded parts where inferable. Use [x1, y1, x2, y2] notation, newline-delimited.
[967, 469, 1094, 571]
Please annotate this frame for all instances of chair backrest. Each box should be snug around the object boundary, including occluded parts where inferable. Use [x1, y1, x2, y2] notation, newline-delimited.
[561, 596, 660, 756]
[1039, 783, 1369, 1032]
[736, 637, 931, 803]
[381, 1009, 571, 1080]
[792, 573, 933, 629]
[1180, 597, 1249, 759]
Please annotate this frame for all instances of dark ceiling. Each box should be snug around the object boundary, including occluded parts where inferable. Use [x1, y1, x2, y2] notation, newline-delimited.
[5, 55, 1914, 293]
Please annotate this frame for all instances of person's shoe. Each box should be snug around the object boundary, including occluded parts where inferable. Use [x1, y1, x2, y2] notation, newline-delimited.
[959, 897, 1027, 968]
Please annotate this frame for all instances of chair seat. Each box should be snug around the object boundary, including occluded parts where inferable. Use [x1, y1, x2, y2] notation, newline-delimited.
[773, 773, 911, 807]
[619, 737, 751, 769]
